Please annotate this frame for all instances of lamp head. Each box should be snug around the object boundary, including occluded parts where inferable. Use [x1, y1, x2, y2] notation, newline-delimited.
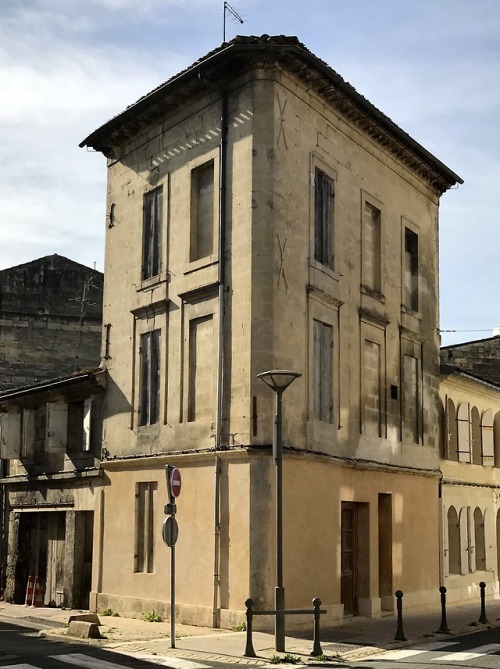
[257, 369, 301, 393]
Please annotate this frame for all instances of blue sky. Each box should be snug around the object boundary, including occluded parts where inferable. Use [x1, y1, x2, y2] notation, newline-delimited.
[1, 0, 499, 345]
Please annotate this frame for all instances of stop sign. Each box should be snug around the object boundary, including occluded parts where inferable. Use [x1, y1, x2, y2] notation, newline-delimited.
[170, 467, 181, 498]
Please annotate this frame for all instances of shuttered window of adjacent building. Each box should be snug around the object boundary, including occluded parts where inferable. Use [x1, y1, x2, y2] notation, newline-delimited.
[314, 169, 334, 268]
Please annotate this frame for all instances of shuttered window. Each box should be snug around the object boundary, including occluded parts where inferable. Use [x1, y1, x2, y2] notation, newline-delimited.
[314, 169, 334, 268]
[313, 320, 333, 422]
[135, 481, 157, 573]
[139, 330, 161, 426]
[142, 187, 163, 280]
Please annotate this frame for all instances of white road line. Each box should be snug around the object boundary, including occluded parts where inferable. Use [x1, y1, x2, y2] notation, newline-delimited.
[432, 643, 500, 662]
[50, 653, 136, 668]
[2, 664, 38, 669]
[367, 642, 459, 661]
[413, 641, 460, 651]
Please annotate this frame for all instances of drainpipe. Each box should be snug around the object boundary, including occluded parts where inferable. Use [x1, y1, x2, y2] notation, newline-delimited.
[213, 90, 228, 629]
[438, 471, 444, 586]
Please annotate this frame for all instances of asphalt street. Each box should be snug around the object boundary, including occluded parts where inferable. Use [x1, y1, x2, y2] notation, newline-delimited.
[349, 628, 500, 669]
[0, 619, 193, 669]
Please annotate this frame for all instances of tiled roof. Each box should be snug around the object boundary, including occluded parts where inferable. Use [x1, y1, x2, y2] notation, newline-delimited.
[80, 35, 462, 194]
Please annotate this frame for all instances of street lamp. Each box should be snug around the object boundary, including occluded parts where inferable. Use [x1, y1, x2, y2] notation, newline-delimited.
[257, 369, 301, 652]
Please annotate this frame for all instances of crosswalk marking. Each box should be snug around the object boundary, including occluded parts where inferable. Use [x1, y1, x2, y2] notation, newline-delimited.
[431, 643, 500, 662]
[368, 649, 426, 660]
[50, 653, 137, 668]
[2, 665, 38, 669]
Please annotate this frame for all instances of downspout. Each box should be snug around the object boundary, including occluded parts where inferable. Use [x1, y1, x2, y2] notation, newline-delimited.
[213, 90, 228, 629]
[438, 470, 444, 586]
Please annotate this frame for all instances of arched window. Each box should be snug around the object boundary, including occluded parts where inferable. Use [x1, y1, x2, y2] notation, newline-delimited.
[471, 406, 481, 464]
[447, 506, 460, 575]
[481, 409, 495, 466]
[474, 507, 486, 571]
[445, 398, 458, 461]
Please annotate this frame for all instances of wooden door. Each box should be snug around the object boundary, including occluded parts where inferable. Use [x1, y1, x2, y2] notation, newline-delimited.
[341, 504, 358, 615]
[44, 513, 66, 606]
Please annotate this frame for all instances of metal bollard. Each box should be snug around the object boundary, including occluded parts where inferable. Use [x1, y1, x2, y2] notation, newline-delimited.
[437, 586, 450, 633]
[394, 590, 407, 641]
[310, 597, 323, 657]
[478, 581, 489, 624]
[244, 598, 257, 657]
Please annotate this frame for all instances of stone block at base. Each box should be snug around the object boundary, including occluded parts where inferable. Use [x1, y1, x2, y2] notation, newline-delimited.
[67, 621, 101, 639]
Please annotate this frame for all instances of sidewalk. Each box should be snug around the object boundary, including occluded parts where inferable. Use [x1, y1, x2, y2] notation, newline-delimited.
[1, 596, 500, 666]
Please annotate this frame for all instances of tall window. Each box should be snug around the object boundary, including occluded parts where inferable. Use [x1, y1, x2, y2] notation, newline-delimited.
[314, 169, 334, 268]
[134, 481, 156, 573]
[362, 201, 382, 293]
[403, 227, 418, 311]
[402, 354, 420, 443]
[313, 320, 333, 422]
[188, 315, 214, 422]
[363, 339, 382, 437]
[139, 330, 161, 426]
[142, 187, 163, 280]
[190, 160, 214, 261]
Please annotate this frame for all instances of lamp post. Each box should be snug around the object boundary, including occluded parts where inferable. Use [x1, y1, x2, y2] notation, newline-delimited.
[257, 369, 301, 652]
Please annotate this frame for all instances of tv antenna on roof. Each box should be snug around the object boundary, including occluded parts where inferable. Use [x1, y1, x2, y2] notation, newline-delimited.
[223, 2, 243, 42]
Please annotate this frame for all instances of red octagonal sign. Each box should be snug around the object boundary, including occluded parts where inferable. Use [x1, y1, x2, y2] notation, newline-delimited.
[170, 467, 182, 498]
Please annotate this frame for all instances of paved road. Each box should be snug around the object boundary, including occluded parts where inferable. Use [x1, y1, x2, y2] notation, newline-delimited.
[350, 629, 500, 668]
[0, 619, 238, 669]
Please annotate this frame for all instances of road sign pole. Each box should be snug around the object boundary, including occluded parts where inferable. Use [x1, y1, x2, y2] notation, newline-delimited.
[170, 540, 175, 648]
[164, 465, 181, 649]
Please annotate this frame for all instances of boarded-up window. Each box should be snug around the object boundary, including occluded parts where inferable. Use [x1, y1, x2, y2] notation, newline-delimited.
[403, 228, 418, 311]
[402, 354, 420, 443]
[134, 481, 157, 573]
[314, 169, 334, 268]
[474, 507, 486, 571]
[313, 320, 333, 423]
[190, 161, 214, 261]
[188, 315, 215, 422]
[46, 403, 68, 452]
[362, 202, 382, 293]
[0, 413, 21, 459]
[471, 406, 481, 464]
[457, 402, 471, 462]
[363, 340, 382, 437]
[142, 187, 163, 280]
[139, 330, 161, 426]
[447, 506, 460, 575]
[481, 409, 495, 466]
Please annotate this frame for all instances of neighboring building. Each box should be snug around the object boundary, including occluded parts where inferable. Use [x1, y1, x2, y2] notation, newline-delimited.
[0, 255, 103, 391]
[441, 335, 500, 385]
[439, 363, 500, 603]
[80, 35, 461, 626]
[0, 369, 105, 608]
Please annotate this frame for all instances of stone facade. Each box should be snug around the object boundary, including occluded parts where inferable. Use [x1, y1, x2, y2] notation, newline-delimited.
[81, 36, 461, 626]
[439, 367, 500, 602]
[0, 254, 103, 390]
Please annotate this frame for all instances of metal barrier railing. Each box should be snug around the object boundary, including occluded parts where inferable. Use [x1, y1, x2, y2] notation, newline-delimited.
[244, 597, 325, 658]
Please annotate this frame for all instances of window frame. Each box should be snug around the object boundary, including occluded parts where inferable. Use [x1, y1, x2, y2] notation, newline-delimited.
[139, 329, 161, 427]
[142, 187, 163, 281]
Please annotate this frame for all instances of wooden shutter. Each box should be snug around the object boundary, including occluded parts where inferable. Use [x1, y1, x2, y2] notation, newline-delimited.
[46, 403, 68, 452]
[0, 413, 21, 459]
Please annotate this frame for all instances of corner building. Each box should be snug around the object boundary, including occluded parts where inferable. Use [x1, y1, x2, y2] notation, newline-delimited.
[81, 36, 461, 627]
